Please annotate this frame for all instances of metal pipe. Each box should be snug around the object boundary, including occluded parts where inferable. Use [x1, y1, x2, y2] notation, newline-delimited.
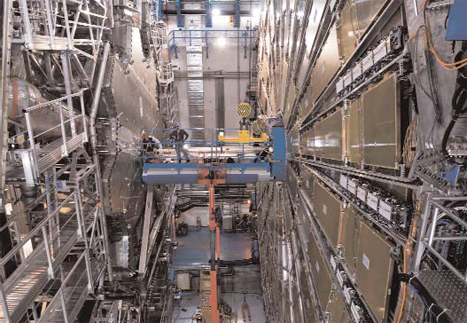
[89, 41, 113, 281]
[163, 9, 253, 15]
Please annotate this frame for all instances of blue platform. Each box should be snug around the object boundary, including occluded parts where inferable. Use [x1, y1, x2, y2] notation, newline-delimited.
[143, 162, 272, 185]
[141, 126, 286, 185]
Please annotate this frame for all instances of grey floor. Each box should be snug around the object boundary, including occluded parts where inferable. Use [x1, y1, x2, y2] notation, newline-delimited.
[172, 227, 253, 269]
[170, 226, 266, 322]
[172, 292, 266, 323]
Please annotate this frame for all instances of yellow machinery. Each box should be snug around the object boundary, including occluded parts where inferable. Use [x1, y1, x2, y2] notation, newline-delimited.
[218, 103, 269, 143]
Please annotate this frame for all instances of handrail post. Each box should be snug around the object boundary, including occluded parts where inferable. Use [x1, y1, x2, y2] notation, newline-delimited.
[60, 288, 69, 323]
[24, 111, 40, 177]
[42, 226, 55, 279]
[0, 281, 11, 323]
[80, 92, 88, 142]
[75, 183, 94, 290]
[58, 101, 69, 157]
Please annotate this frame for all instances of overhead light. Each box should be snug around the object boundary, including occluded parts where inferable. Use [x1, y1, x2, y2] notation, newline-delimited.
[212, 8, 221, 16]
[253, 8, 261, 18]
[216, 37, 227, 47]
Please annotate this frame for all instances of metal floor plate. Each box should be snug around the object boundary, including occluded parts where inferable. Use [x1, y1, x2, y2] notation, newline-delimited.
[418, 270, 467, 323]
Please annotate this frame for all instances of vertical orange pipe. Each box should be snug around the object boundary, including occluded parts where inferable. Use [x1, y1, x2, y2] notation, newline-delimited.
[216, 226, 221, 260]
[209, 184, 215, 228]
[210, 269, 220, 323]
[208, 183, 220, 322]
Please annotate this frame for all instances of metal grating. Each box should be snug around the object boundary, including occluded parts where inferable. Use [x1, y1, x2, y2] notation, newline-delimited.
[418, 270, 467, 323]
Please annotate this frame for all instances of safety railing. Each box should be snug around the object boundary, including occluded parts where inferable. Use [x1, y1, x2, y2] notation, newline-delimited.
[414, 195, 467, 283]
[168, 29, 256, 58]
[169, 29, 255, 45]
[142, 128, 270, 164]
[37, 249, 94, 323]
[158, 63, 174, 84]
[16, 0, 108, 53]
[0, 182, 106, 322]
[0, 192, 77, 281]
[18, 90, 89, 182]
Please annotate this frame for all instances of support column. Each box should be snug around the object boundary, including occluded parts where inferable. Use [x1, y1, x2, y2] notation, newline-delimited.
[208, 183, 220, 323]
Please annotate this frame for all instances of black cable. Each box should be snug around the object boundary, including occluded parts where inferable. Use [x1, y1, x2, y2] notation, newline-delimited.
[441, 43, 467, 161]
[398, 273, 453, 323]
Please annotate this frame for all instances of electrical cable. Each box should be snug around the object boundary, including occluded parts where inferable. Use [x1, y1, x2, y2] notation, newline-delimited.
[398, 273, 453, 323]
[403, 115, 418, 167]
[441, 44, 467, 161]
[406, 0, 467, 71]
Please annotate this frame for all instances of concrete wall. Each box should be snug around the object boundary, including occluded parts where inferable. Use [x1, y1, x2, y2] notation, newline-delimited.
[167, 15, 259, 132]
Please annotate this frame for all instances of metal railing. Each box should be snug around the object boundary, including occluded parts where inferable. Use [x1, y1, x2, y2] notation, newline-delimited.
[414, 195, 467, 283]
[168, 29, 256, 59]
[18, 90, 89, 183]
[0, 165, 108, 322]
[142, 128, 270, 164]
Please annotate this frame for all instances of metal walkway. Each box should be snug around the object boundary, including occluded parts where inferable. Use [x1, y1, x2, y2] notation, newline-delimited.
[0, 229, 78, 323]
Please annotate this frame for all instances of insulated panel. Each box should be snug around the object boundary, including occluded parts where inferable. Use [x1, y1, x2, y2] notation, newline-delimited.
[286, 164, 299, 200]
[341, 206, 361, 277]
[355, 0, 389, 36]
[326, 290, 349, 323]
[299, 266, 318, 322]
[301, 167, 314, 197]
[314, 109, 343, 161]
[356, 222, 395, 322]
[313, 180, 342, 250]
[337, 0, 359, 63]
[305, 0, 327, 52]
[301, 84, 314, 119]
[362, 74, 400, 169]
[300, 128, 315, 157]
[345, 99, 362, 164]
[307, 228, 333, 310]
[311, 25, 341, 102]
[288, 125, 300, 156]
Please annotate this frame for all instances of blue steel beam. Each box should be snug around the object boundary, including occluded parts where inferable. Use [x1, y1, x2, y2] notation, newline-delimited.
[175, 0, 184, 27]
[234, 0, 240, 27]
[205, 0, 212, 28]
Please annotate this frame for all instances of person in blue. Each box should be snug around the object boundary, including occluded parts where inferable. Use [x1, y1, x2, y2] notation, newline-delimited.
[169, 123, 190, 163]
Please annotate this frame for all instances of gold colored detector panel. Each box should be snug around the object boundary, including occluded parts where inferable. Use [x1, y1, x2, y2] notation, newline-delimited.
[307, 229, 333, 310]
[341, 205, 362, 277]
[345, 99, 362, 164]
[313, 181, 342, 251]
[362, 74, 400, 169]
[326, 290, 351, 323]
[301, 128, 315, 157]
[311, 25, 341, 103]
[314, 109, 344, 162]
[337, 0, 359, 63]
[356, 222, 395, 323]
[355, 0, 389, 36]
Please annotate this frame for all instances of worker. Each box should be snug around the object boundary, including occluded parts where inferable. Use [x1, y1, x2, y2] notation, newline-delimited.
[251, 115, 266, 138]
[241, 294, 252, 322]
[146, 136, 162, 153]
[169, 124, 190, 163]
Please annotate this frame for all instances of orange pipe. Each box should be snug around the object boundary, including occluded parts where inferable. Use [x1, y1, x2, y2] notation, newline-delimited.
[210, 270, 220, 323]
[209, 184, 216, 228]
[216, 226, 221, 260]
